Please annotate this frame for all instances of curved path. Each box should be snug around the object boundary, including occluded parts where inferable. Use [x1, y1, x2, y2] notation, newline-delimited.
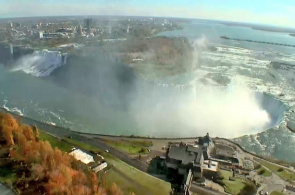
[4, 109, 295, 194]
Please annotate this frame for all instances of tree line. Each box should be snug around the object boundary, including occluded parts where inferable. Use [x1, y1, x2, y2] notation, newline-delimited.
[0, 111, 130, 195]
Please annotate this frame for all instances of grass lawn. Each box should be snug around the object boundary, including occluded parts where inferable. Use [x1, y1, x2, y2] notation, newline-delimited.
[102, 139, 152, 155]
[256, 159, 295, 181]
[270, 191, 285, 195]
[0, 130, 73, 186]
[39, 130, 72, 152]
[0, 167, 17, 186]
[60, 136, 171, 195]
[279, 170, 295, 181]
[220, 170, 246, 195]
[105, 169, 140, 194]
[105, 157, 171, 195]
[63, 138, 104, 153]
[0, 125, 170, 194]
[257, 167, 272, 177]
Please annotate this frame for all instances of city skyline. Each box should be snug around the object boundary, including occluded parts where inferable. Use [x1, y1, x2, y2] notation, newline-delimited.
[0, 0, 295, 28]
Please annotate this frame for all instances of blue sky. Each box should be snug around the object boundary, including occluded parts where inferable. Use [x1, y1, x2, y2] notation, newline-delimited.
[1, 0, 295, 27]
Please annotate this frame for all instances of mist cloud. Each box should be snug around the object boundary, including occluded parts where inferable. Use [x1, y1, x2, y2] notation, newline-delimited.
[129, 37, 271, 138]
[10, 37, 272, 139]
[130, 77, 270, 138]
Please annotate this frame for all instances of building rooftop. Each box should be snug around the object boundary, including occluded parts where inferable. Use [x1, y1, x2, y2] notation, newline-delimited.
[92, 162, 108, 173]
[167, 144, 203, 165]
[69, 149, 94, 164]
[215, 144, 237, 158]
[202, 160, 219, 172]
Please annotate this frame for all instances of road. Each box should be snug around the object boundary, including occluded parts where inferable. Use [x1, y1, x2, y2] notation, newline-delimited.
[69, 132, 149, 172]
[215, 138, 295, 195]
[2, 111, 150, 173]
[190, 183, 227, 195]
[0, 183, 15, 195]
[12, 113, 228, 195]
[250, 167, 285, 195]
[6, 110, 295, 195]
[214, 138, 295, 172]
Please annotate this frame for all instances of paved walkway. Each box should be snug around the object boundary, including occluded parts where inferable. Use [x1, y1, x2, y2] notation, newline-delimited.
[190, 183, 227, 195]
[0, 183, 15, 195]
[250, 163, 294, 195]
[206, 180, 225, 193]
[7, 111, 295, 195]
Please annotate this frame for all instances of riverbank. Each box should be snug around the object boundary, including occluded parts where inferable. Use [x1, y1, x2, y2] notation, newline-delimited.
[1, 107, 294, 168]
[3, 109, 295, 194]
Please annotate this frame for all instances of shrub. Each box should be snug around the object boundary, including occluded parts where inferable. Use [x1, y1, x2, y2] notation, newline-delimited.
[216, 171, 224, 180]
[238, 181, 257, 195]
[258, 169, 265, 175]
[216, 179, 225, 187]
[139, 147, 147, 153]
[254, 164, 261, 170]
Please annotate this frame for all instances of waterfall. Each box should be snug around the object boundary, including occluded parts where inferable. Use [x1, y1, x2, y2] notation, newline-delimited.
[255, 92, 286, 128]
[11, 49, 68, 77]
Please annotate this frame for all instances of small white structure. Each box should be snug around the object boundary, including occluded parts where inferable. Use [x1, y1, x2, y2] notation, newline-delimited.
[39, 31, 44, 39]
[70, 149, 94, 164]
[92, 162, 108, 173]
[202, 160, 219, 172]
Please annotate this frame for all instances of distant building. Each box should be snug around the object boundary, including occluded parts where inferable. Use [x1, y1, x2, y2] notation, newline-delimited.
[0, 43, 12, 63]
[165, 134, 220, 195]
[213, 144, 239, 166]
[84, 18, 93, 33]
[77, 25, 83, 36]
[14, 23, 21, 27]
[126, 25, 130, 34]
[166, 144, 204, 178]
[0, 43, 33, 62]
[202, 160, 219, 179]
[165, 133, 215, 179]
[56, 28, 73, 34]
[182, 169, 193, 195]
[42, 33, 60, 39]
[70, 149, 95, 164]
[9, 43, 13, 56]
[92, 162, 108, 173]
[70, 148, 107, 173]
[38, 31, 44, 39]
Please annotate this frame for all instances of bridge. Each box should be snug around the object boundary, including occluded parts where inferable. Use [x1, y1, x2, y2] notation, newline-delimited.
[220, 36, 295, 48]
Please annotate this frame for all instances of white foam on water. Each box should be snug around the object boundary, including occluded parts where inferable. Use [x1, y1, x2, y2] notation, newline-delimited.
[11, 50, 67, 77]
[2, 100, 24, 116]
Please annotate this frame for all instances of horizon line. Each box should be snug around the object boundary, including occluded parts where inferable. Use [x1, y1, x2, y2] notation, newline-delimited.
[0, 14, 294, 29]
